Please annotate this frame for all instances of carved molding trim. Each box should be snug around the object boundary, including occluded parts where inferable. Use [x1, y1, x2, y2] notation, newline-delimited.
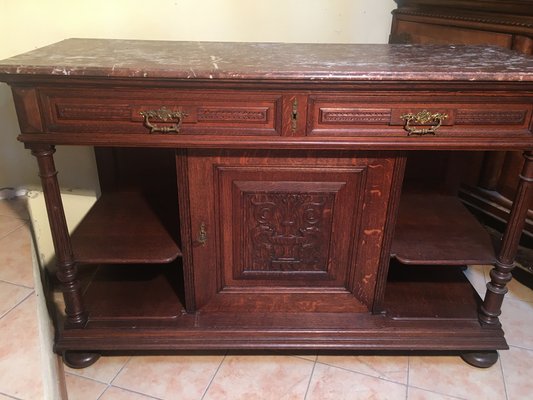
[55, 104, 131, 120]
[394, 9, 533, 29]
[320, 108, 391, 124]
[456, 110, 527, 125]
[197, 108, 268, 123]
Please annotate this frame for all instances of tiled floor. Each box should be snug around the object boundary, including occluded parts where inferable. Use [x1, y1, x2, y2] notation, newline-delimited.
[1, 197, 533, 400]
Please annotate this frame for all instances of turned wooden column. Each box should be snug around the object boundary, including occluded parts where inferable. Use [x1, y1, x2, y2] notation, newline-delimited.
[480, 151, 533, 325]
[29, 144, 88, 327]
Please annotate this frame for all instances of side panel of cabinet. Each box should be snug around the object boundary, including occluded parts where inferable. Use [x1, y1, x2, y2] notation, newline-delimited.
[184, 150, 405, 313]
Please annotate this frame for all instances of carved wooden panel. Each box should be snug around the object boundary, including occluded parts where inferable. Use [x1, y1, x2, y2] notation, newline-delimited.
[218, 167, 363, 288]
[236, 182, 341, 278]
[186, 150, 404, 312]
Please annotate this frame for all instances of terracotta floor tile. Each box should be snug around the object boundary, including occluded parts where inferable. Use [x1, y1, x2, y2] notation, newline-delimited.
[407, 386, 464, 400]
[500, 298, 533, 350]
[0, 224, 34, 288]
[204, 354, 314, 400]
[65, 355, 130, 384]
[500, 345, 533, 400]
[317, 353, 408, 385]
[101, 386, 163, 400]
[0, 281, 32, 318]
[65, 373, 107, 400]
[0, 215, 25, 240]
[307, 362, 407, 400]
[506, 276, 533, 303]
[0, 295, 44, 399]
[408, 355, 505, 400]
[0, 198, 29, 221]
[113, 354, 224, 400]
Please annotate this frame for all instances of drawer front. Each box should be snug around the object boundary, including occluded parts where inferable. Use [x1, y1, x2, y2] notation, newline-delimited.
[307, 95, 533, 137]
[39, 88, 283, 135]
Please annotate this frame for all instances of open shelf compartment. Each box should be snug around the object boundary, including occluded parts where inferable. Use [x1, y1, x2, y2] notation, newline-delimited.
[71, 191, 182, 264]
[56, 257, 506, 351]
[391, 192, 496, 265]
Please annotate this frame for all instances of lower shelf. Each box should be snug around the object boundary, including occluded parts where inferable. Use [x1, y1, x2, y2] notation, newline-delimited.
[83, 262, 185, 322]
[55, 261, 506, 353]
[391, 193, 496, 265]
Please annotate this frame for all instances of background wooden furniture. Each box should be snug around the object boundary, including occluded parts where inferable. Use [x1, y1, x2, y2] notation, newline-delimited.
[391, 0, 533, 286]
[1, 39, 533, 369]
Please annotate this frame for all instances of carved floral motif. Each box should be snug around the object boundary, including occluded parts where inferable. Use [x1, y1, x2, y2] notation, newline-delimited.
[244, 192, 334, 273]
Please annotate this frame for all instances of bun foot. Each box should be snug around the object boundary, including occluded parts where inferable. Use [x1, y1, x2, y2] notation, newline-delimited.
[460, 351, 499, 368]
[62, 351, 100, 369]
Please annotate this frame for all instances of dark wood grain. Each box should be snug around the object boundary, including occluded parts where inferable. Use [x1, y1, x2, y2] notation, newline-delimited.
[71, 191, 181, 264]
[391, 193, 496, 265]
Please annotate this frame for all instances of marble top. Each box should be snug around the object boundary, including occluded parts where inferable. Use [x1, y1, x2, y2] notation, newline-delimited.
[1, 38, 533, 82]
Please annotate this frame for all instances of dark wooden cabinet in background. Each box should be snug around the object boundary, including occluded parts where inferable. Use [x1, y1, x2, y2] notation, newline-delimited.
[2, 39, 533, 369]
[391, 0, 533, 284]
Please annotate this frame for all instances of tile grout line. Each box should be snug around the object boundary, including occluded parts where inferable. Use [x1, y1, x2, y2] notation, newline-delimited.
[499, 353, 510, 400]
[0, 221, 28, 241]
[99, 384, 164, 400]
[507, 343, 533, 352]
[200, 351, 228, 400]
[109, 355, 133, 386]
[0, 390, 23, 400]
[407, 384, 469, 400]
[0, 290, 35, 320]
[312, 359, 407, 387]
[303, 357, 318, 400]
[406, 356, 410, 400]
[67, 356, 133, 399]
[0, 277, 35, 290]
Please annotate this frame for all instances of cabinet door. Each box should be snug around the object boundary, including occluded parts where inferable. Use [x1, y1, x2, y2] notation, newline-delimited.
[183, 150, 404, 313]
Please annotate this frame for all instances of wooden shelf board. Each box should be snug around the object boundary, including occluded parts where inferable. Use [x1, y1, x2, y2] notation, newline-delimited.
[391, 193, 496, 265]
[84, 263, 185, 321]
[71, 191, 182, 264]
[383, 261, 481, 320]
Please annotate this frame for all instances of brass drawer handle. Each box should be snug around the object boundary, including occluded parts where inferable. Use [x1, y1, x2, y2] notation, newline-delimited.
[140, 107, 188, 134]
[400, 110, 448, 136]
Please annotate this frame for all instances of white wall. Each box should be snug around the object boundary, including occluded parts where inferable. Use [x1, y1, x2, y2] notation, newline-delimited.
[0, 0, 396, 191]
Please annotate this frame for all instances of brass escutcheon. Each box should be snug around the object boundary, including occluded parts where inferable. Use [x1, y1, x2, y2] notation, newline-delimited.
[400, 110, 448, 136]
[197, 222, 207, 247]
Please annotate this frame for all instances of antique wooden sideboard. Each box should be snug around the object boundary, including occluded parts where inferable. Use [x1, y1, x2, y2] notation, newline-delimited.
[1, 39, 533, 369]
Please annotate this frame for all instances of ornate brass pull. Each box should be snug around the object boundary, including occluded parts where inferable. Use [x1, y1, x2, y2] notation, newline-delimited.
[400, 110, 448, 136]
[197, 222, 207, 247]
[140, 107, 188, 134]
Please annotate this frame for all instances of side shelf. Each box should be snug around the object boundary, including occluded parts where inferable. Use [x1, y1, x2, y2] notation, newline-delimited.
[71, 191, 182, 264]
[83, 262, 186, 323]
[383, 261, 481, 320]
[391, 192, 496, 265]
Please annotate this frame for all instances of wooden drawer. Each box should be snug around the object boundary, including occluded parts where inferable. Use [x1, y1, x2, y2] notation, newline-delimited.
[307, 95, 533, 137]
[39, 88, 283, 135]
